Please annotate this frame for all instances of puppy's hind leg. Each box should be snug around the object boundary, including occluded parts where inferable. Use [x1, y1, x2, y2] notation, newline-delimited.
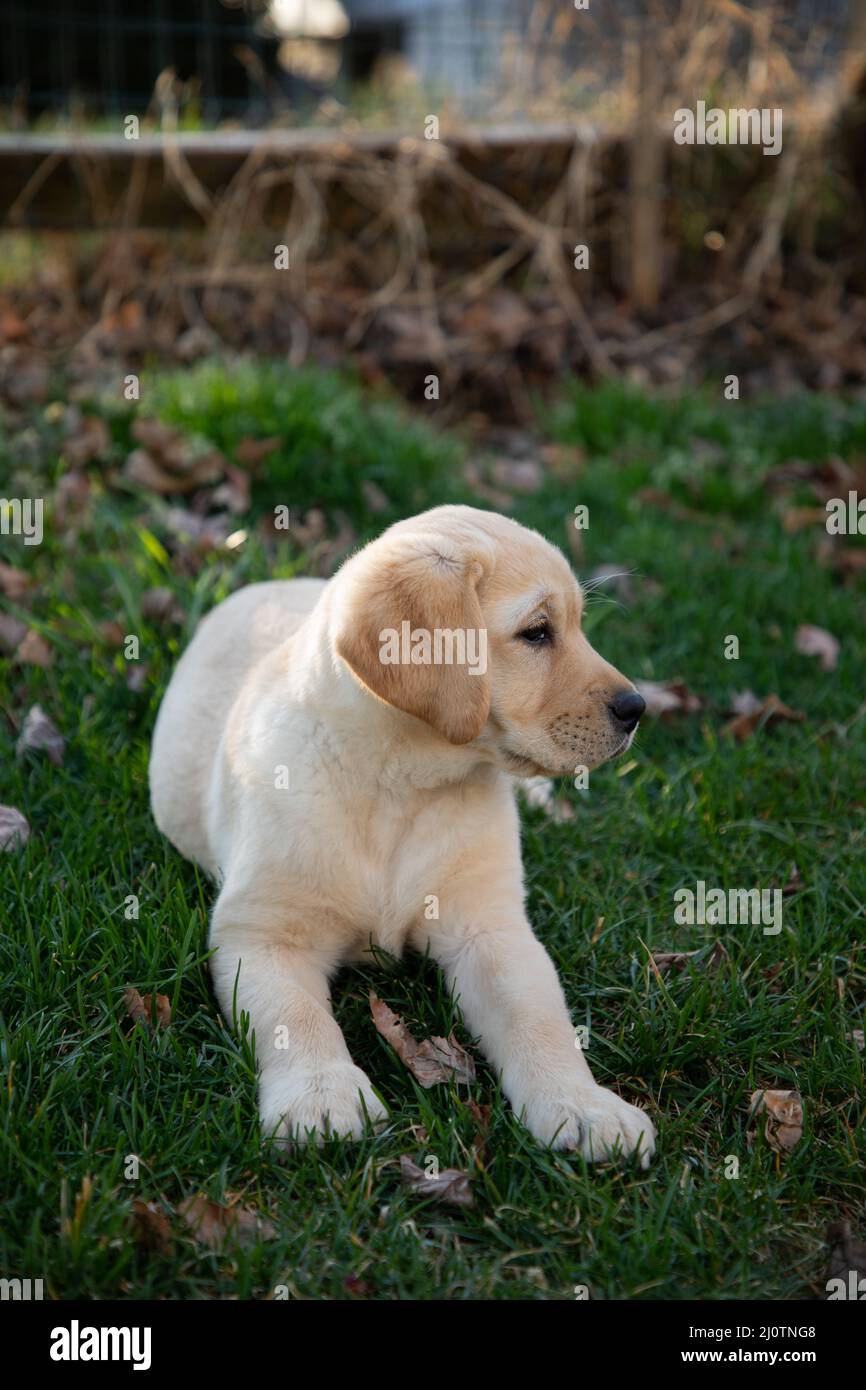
[210, 890, 387, 1144]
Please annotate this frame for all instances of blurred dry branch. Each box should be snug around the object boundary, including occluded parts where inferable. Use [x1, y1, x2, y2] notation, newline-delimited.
[1, 0, 865, 418]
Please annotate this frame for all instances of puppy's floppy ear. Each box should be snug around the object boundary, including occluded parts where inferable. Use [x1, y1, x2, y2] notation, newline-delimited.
[334, 530, 491, 744]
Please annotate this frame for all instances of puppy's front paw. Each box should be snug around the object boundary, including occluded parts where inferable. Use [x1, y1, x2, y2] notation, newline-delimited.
[522, 1084, 656, 1167]
[260, 1062, 388, 1145]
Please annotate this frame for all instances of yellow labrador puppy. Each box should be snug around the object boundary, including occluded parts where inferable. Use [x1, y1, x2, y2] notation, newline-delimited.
[150, 505, 655, 1165]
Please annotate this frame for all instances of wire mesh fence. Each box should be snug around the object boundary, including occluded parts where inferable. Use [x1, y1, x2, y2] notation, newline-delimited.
[0, 1, 859, 128]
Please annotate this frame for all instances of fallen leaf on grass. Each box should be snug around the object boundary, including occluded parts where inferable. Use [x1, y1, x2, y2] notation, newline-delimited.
[489, 456, 545, 495]
[140, 587, 184, 624]
[723, 693, 805, 741]
[794, 624, 839, 672]
[342, 1273, 370, 1297]
[0, 612, 28, 653]
[210, 465, 251, 516]
[452, 291, 534, 351]
[125, 663, 150, 693]
[163, 506, 234, 551]
[63, 414, 111, 467]
[178, 1194, 276, 1250]
[124, 418, 225, 495]
[16, 704, 64, 765]
[55, 470, 92, 526]
[15, 629, 54, 668]
[370, 993, 475, 1088]
[0, 804, 30, 850]
[825, 1220, 866, 1288]
[124, 987, 171, 1031]
[781, 505, 827, 533]
[749, 1089, 803, 1152]
[815, 537, 866, 577]
[651, 941, 729, 974]
[131, 1200, 172, 1257]
[0, 561, 30, 600]
[466, 1098, 492, 1135]
[361, 479, 390, 514]
[539, 442, 584, 478]
[399, 1156, 474, 1209]
[634, 680, 702, 717]
[99, 619, 126, 647]
[234, 435, 282, 467]
[462, 458, 514, 511]
[464, 1098, 492, 1159]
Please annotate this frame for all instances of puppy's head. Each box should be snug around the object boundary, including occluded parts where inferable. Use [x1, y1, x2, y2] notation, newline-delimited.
[334, 505, 644, 776]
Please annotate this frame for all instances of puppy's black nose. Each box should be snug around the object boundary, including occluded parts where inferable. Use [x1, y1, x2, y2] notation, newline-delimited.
[608, 689, 645, 732]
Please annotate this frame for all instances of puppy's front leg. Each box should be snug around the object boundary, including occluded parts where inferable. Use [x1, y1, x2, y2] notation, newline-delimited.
[416, 913, 655, 1165]
[211, 891, 387, 1143]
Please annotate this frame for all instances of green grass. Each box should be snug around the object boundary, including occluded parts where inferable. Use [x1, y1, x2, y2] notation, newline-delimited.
[1, 366, 864, 1300]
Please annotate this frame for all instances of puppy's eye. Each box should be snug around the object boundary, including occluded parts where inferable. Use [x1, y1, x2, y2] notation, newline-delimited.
[517, 621, 552, 646]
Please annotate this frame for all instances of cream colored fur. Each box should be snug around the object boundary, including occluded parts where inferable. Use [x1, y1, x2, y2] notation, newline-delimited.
[149, 505, 656, 1164]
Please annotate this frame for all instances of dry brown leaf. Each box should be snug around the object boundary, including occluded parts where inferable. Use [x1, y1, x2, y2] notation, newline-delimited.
[634, 680, 702, 718]
[210, 465, 251, 516]
[16, 703, 64, 766]
[830, 548, 866, 575]
[15, 629, 54, 668]
[794, 624, 839, 672]
[399, 1156, 474, 1208]
[825, 1220, 866, 1289]
[99, 619, 126, 646]
[781, 505, 826, 533]
[178, 1194, 276, 1250]
[729, 690, 763, 716]
[453, 290, 534, 350]
[466, 1097, 492, 1135]
[0, 611, 28, 653]
[361, 479, 390, 514]
[163, 507, 234, 550]
[342, 1273, 370, 1297]
[749, 1088, 803, 1152]
[539, 442, 584, 478]
[462, 458, 514, 511]
[124, 448, 183, 494]
[55, 470, 92, 524]
[64, 415, 111, 467]
[234, 435, 281, 467]
[815, 537, 866, 577]
[651, 941, 728, 974]
[125, 663, 150, 693]
[370, 993, 475, 1088]
[131, 1199, 172, 1256]
[131, 417, 186, 454]
[0, 804, 30, 851]
[650, 951, 696, 973]
[140, 588, 184, 624]
[0, 561, 30, 600]
[723, 693, 805, 741]
[489, 457, 544, 494]
[124, 987, 171, 1031]
[0, 348, 48, 405]
[124, 418, 225, 495]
